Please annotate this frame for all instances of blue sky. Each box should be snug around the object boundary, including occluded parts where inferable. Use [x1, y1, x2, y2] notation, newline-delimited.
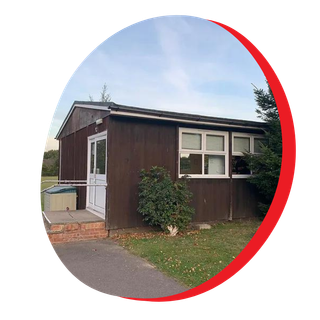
[47, 16, 267, 150]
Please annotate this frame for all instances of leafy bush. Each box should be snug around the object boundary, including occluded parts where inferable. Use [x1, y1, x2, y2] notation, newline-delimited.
[138, 166, 194, 235]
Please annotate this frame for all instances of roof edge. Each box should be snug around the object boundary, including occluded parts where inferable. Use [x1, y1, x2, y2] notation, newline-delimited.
[55, 101, 113, 139]
[109, 103, 267, 129]
[55, 100, 267, 140]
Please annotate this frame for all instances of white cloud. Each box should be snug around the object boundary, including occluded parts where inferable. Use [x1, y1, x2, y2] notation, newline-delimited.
[154, 17, 193, 93]
[50, 17, 266, 140]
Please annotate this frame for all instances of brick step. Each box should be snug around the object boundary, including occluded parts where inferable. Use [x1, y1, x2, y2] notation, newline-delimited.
[47, 221, 108, 244]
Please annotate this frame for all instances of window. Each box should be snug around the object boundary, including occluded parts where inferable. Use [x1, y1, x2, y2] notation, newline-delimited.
[179, 129, 265, 178]
[206, 135, 224, 151]
[180, 153, 202, 174]
[90, 142, 95, 174]
[254, 137, 267, 154]
[204, 155, 225, 175]
[181, 133, 202, 150]
[96, 139, 106, 174]
[179, 129, 228, 178]
[234, 137, 250, 153]
[232, 133, 266, 177]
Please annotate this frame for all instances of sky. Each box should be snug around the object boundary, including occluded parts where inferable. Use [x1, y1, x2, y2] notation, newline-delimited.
[46, 16, 267, 151]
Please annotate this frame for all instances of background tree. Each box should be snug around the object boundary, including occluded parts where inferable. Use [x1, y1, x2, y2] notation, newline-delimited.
[89, 83, 111, 102]
[42, 149, 59, 176]
[245, 81, 282, 215]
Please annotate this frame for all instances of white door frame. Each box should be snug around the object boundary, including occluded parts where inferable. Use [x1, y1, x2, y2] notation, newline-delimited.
[86, 131, 107, 219]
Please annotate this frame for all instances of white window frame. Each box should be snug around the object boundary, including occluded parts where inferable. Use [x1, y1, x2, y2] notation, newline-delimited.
[232, 132, 265, 178]
[179, 128, 229, 178]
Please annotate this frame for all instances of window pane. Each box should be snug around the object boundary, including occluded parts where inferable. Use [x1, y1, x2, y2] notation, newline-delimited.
[182, 133, 202, 150]
[234, 137, 250, 153]
[90, 142, 95, 174]
[206, 135, 224, 151]
[180, 153, 202, 174]
[96, 139, 106, 174]
[204, 155, 225, 175]
[254, 138, 267, 154]
[232, 156, 251, 175]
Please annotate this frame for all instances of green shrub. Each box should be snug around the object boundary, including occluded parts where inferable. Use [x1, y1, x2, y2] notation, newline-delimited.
[138, 166, 194, 235]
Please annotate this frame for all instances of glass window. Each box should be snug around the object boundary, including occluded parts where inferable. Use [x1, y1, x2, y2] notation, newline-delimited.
[96, 139, 106, 175]
[179, 129, 228, 177]
[232, 134, 266, 177]
[180, 153, 202, 175]
[232, 156, 250, 175]
[254, 138, 267, 154]
[206, 135, 224, 151]
[205, 155, 225, 175]
[181, 133, 202, 150]
[234, 137, 250, 153]
[90, 142, 95, 174]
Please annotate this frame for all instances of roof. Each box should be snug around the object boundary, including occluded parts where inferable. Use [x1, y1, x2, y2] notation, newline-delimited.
[56, 101, 267, 139]
[108, 103, 267, 129]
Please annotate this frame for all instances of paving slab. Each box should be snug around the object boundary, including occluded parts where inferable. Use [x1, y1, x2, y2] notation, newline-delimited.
[44, 210, 103, 224]
[53, 239, 189, 299]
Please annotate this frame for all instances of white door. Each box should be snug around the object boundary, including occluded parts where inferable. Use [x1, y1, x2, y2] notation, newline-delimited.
[87, 132, 107, 217]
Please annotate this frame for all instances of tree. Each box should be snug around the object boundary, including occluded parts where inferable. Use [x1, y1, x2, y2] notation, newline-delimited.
[42, 149, 59, 176]
[89, 83, 111, 102]
[245, 81, 282, 215]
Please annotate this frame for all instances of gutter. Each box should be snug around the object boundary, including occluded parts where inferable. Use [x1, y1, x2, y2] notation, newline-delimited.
[109, 110, 266, 131]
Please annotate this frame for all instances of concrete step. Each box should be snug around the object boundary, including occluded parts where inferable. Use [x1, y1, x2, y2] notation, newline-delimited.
[43, 212, 108, 243]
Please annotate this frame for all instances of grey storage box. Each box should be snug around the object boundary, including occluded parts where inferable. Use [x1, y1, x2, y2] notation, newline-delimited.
[44, 186, 77, 211]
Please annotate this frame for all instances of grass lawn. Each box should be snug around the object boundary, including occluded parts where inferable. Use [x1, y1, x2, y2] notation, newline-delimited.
[114, 219, 261, 288]
[40, 176, 58, 210]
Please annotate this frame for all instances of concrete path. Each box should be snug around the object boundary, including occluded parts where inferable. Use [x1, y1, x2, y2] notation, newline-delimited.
[53, 239, 189, 299]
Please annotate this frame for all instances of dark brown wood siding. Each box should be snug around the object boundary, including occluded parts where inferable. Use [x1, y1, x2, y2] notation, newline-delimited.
[58, 107, 109, 139]
[107, 117, 177, 229]
[60, 133, 75, 180]
[59, 118, 109, 209]
[188, 179, 230, 222]
[232, 179, 260, 219]
[107, 116, 261, 229]
[184, 179, 260, 222]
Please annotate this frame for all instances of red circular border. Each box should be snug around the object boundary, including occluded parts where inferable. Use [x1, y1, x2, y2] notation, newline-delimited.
[126, 20, 296, 302]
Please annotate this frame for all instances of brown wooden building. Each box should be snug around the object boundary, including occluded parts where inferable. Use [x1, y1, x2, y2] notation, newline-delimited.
[56, 101, 267, 230]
